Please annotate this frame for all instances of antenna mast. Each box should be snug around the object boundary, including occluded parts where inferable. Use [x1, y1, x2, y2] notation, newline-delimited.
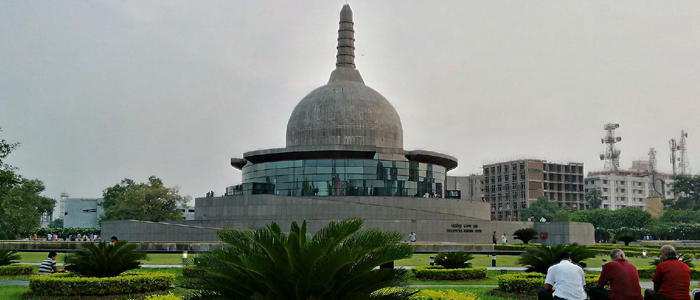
[669, 139, 679, 176]
[600, 123, 622, 171]
[679, 130, 689, 175]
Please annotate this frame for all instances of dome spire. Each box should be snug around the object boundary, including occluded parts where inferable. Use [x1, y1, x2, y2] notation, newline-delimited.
[336, 4, 355, 69]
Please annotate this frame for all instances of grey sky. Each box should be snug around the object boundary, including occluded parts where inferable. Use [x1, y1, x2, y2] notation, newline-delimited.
[1, 1, 698, 202]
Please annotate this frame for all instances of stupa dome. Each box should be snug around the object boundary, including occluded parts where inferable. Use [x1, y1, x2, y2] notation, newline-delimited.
[285, 4, 403, 149]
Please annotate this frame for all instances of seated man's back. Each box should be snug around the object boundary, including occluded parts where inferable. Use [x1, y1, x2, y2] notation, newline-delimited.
[655, 258, 691, 300]
[546, 259, 587, 300]
[598, 258, 643, 300]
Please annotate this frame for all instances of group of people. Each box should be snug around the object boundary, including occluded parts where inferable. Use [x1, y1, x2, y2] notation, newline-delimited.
[539, 245, 697, 300]
[493, 231, 508, 245]
[422, 192, 442, 198]
[43, 232, 99, 242]
[205, 191, 215, 197]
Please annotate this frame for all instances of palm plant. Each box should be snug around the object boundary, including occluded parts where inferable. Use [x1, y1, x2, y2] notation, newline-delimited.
[518, 243, 596, 274]
[0, 249, 20, 266]
[615, 232, 637, 246]
[650, 252, 695, 268]
[433, 252, 473, 269]
[513, 228, 538, 244]
[64, 240, 147, 277]
[195, 217, 415, 300]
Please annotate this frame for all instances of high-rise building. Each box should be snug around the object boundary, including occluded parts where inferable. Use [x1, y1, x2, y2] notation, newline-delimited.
[585, 161, 674, 210]
[445, 174, 484, 201]
[484, 159, 585, 221]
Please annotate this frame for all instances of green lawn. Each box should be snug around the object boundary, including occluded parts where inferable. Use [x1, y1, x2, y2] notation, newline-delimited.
[18, 252, 183, 265]
[0, 286, 30, 300]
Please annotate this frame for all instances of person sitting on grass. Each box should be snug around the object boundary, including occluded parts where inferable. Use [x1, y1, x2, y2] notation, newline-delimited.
[538, 251, 587, 300]
[645, 245, 691, 300]
[589, 249, 643, 300]
[39, 251, 66, 275]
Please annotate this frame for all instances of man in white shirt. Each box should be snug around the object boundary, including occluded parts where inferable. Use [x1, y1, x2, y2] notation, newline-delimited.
[538, 251, 587, 300]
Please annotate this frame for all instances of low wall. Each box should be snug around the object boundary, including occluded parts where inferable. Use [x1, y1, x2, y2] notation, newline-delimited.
[0, 241, 223, 253]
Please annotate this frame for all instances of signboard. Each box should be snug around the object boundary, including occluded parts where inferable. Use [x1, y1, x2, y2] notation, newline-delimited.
[540, 232, 549, 239]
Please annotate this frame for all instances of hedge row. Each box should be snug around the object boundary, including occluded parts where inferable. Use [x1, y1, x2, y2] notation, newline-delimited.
[29, 272, 175, 296]
[637, 266, 700, 280]
[182, 266, 206, 278]
[0, 265, 33, 276]
[413, 266, 488, 280]
[373, 288, 478, 300]
[498, 273, 599, 294]
[143, 293, 180, 300]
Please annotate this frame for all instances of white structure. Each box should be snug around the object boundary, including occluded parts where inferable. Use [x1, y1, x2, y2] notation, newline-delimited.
[179, 204, 195, 220]
[585, 161, 674, 210]
[64, 198, 103, 228]
[446, 174, 484, 201]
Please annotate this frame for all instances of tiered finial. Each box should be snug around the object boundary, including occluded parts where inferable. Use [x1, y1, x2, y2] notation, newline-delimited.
[336, 4, 355, 69]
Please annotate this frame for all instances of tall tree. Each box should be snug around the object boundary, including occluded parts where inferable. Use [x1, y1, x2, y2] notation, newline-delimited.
[665, 175, 700, 210]
[585, 188, 603, 209]
[521, 197, 571, 221]
[100, 176, 190, 222]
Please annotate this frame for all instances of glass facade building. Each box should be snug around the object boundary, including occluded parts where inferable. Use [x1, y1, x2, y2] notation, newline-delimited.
[227, 159, 445, 197]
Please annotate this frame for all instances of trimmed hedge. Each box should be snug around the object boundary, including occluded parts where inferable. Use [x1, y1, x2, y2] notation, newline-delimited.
[182, 266, 206, 278]
[373, 288, 478, 300]
[142, 293, 180, 300]
[0, 264, 33, 276]
[638, 266, 700, 279]
[413, 266, 487, 280]
[29, 272, 175, 296]
[498, 273, 599, 294]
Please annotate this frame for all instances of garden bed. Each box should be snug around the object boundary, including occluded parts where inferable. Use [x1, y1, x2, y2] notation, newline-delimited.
[0, 264, 33, 276]
[28, 271, 175, 296]
[413, 266, 488, 280]
[497, 273, 599, 294]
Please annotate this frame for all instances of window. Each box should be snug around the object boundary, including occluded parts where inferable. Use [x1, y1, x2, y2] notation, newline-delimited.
[82, 209, 97, 213]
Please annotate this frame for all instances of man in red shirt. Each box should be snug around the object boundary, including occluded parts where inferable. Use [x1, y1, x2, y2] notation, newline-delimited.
[644, 245, 691, 300]
[589, 249, 643, 300]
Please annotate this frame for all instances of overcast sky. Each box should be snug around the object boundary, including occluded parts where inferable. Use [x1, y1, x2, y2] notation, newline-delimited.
[1, 1, 698, 204]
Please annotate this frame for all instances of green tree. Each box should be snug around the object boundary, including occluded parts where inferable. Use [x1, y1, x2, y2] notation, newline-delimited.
[100, 176, 190, 222]
[513, 228, 538, 244]
[521, 197, 571, 221]
[48, 218, 64, 229]
[610, 207, 651, 229]
[569, 209, 613, 228]
[615, 232, 637, 246]
[0, 178, 54, 236]
[585, 188, 603, 209]
[195, 217, 414, 300]
[665, 175, 700, 210]
[659, 209, 700, 223]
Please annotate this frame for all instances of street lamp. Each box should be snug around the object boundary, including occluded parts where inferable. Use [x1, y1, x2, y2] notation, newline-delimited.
[182, 251, 188, 266]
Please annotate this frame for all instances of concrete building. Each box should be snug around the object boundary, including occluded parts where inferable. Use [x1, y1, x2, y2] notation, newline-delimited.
[63, 198, 103, 228]
[484, 159, 585, 221]
[445, 175, 484, 201]
[180, 204, 195, 220]
[585, 161, 674, 211]
[103, 4, 594, 245]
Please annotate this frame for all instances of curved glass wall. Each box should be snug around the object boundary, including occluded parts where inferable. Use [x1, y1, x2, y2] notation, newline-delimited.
[228, 159, 445, 197]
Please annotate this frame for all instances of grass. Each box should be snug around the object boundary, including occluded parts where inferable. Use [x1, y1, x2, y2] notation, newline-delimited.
[17, 252, 183, 265]
[0, 286, 30, 300]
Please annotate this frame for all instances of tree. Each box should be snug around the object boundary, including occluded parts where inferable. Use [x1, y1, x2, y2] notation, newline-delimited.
[48, 218, 64, 229]
[665, 175, 700, 210]
[195, 218, 414, 300]
[434, 252, 474, 269]
[0, 249, 20, 266]
[513, 228, 538, 244]
[585, 188, 603, 209]
[569, 209, 613, 229]
[100, 176, 190, 222]
[0, 178, 55, 236]
[521, 197, 571, 221]
[610, 207, 651, 229]
[659, 209, 700, 223]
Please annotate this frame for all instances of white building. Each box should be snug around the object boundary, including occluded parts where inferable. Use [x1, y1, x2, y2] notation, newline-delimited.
[585, 161, 674, 210]
[445, 174, 484, 200]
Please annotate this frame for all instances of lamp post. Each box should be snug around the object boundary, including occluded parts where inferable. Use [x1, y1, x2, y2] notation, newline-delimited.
[182, 251, 188, 266]
[643, 250, 648, 258]
[429, 256, 434, 266]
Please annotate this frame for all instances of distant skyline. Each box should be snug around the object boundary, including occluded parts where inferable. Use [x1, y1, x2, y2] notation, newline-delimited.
[1, 1, 698, 200]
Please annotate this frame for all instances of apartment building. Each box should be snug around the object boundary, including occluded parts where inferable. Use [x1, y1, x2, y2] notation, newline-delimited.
[445, 174, 484, 201]
[585, 161, 674, 210]
[484, 159, 584, 221]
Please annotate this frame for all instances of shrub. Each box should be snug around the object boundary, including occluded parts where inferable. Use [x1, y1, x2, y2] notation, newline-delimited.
[372, 288, 478, 300]
[518, 243, 596, 274]
[434, 252, 473, 269]
[182, 266, 206, 278]
[413, 266, 487, 280]
[195, 218, 414, 300]
[64, 240, 147, 277]
[638, 266, 700, 279]
[650, 253, 695, 268]
[29, 272, 174, 296]
[498, 273, 599, 293]
[0, 249, 20, 266]
[142, 293, 180, 300]
[513, 228, 538, 244]
[616, 232, 637, 246]
[0, 264, 33, 276]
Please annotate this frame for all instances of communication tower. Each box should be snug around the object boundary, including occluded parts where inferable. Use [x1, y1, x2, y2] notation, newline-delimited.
[599, 123, 622, 171]
[648, 147, 663, 196]
[59, 191, 69, 219]
[679, 130, 689, 175]
[670, 139, 679, 176]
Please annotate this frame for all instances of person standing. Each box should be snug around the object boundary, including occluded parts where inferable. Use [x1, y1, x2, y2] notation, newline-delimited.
[110, 236, 118, 245]
[589, 249, 643, 300]
[644, 245, 691, 300]
[202, 214, 207, 221]
[492, 231, 497, 244]
[501, 233, 508, 245]
[538, 252, 587, 300]
[409, 232, 417, 243]
[39, 252, 66, 275]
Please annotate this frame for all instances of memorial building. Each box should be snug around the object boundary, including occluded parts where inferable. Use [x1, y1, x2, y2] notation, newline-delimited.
[103, 4, 594, 245]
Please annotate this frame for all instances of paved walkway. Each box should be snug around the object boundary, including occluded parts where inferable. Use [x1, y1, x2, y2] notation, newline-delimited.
[21, 262, 183, 268]
[0, 280, 29, 286]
